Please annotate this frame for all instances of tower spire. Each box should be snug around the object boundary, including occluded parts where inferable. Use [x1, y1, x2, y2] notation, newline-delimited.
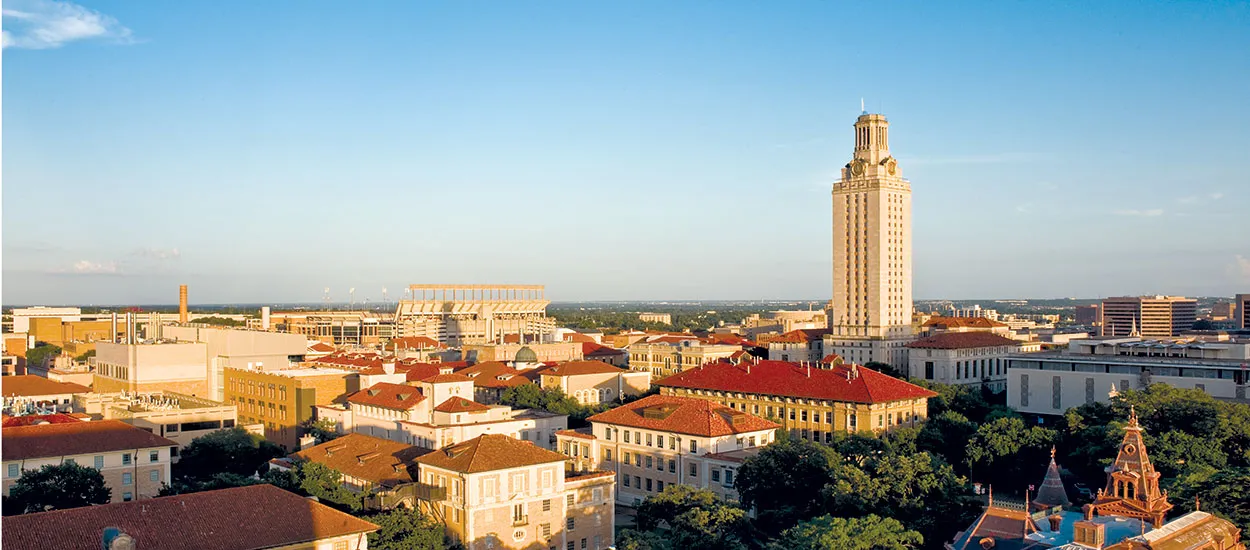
[861, 97, 866, 115]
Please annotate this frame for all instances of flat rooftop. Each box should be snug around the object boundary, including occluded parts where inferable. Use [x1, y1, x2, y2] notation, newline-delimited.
[234, 367, 354, 377]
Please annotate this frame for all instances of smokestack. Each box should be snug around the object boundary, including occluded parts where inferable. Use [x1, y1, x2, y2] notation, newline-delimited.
[262, 306, 271, 331]
[179, 285, 188, 324]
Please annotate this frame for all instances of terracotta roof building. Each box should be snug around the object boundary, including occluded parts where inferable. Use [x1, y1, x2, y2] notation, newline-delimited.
[412, 434, 615, 550]
[539, 360, 652, 405]
[273, 432, 431, 501]
[656, 360, 935, 438]
[2, 375, 91, 414]
[2, 420, 177, 503]
[557, 394, 779, 506]
[906, 332, 1026, 393]
[2, 484, 378, 550]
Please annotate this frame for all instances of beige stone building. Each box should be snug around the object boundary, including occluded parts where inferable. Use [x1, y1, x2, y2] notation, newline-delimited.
[413, 434, 615, 550]
[462, 342, 582, 363]
[163, 325, 309, 401]
[254, 310, 398, 347]
[764, 329, 829, 363]
[555, 394, 778, 506]
[657, 359, 936, 439]
[538, 360, 652, 405]
[826, 112, 914, 370]
[222, 365, 355, 451]
[742, 309, 828, 337]
[2, 419, 176, 503]
[637, 312, 672, 325]
[906, 332, 1030, 392]
[395, 284, 557, 345]
[73, 391, 240, 455]
[92, 341, 211, 397]
[627, 341, 741, 378]
[1100, 296, 1197, 338]
[1, 484, 378, 550]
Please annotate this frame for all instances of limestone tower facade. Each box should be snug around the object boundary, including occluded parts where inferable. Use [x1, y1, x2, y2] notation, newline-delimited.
[826, 112, 913, 369]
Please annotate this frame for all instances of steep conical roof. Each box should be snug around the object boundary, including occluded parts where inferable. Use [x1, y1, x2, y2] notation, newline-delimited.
[1033, 447, 1071, 509]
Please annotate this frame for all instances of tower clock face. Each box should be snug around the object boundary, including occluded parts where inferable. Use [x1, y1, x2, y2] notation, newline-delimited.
[851, 160, 865, 177]
[887, 160, 897, 175]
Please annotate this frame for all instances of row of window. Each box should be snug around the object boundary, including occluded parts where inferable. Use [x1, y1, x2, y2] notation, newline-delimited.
[230, 379, 288, 401]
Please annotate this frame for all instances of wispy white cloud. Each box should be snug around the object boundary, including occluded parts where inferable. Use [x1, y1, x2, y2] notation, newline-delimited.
[2, 0, 133, 50]
[1113, 209, 1165, 217]
[47, 260, 122, 275]
[1230, 255, 1250, 282]
[133, 247, 181, 261]
[1176, 191, 1224, 205]
[1210, 192, 1224, 200]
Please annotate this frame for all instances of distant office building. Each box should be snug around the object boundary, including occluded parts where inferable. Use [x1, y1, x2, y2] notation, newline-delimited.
[10, 307, 82, 334]
[1100, 296, 1197, 338]
[222, 365, 355, 450]
[764, 329, 829, 363]
[1211, 301, 1235, 321]
[256, 310, 397, 347]
[163, 325, 309, 401]
[462, 342, 582, 364]
[1, 484, 378, 550]
[2, 420, 176, 503]
[395, 284, 556, 345]
[1238, 294, 1250, 330]
[741, 310, 828, 337]
[1006, 337, 1250, 415]
[1075, 304, 1100, 326]
[92, 341, 211, 397]
[638, 312, 672, 325]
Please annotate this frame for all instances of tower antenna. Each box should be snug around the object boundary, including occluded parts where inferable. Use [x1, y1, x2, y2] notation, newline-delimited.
[861, 98, 866, 115]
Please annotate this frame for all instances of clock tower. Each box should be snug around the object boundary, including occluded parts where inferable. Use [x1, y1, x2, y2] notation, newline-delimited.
[826, 112, 913, 369]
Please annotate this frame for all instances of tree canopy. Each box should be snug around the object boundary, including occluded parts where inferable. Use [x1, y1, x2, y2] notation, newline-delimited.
[5, 463, 111, 515]
[361, 507, 447, 550]
[621, 486, 753, 550]
[24, 344, 62, 369]
[499, 384, 610, 427]
[770, 514, 923, 550]
[172, 427, 284, 490]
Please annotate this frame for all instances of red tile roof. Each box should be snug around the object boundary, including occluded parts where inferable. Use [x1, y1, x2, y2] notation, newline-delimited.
[346, 382, 425, 410]
[582, 342, 625, 357]
[0, 484, 378, 550]
[389, 336, 446, 350]
[819, 354, 844, 365]
[456, 362, 529, 388]
[923, 316, 1008, 329]
[415, 434, 568, 473]
[907, 332, 1021, 350]
[704, 333, 753, 346]
[767, 329, 830, 344]
[2, 419, 177, 461]
[541, 360, 624, 377]
[433, 396, 491, 413]
[404, 363, 445, 382]
[588, 394, 779, 437]
[423, 373, 473, 384]
[1, 413, 86, 427]
[291, 433, 430, 488]
[307, 342, 336, 353]
[656, 361, 936, 404]
[555, 428, 596, 440]
[564, 333, 597, 344]
[1, 375, 90, 397]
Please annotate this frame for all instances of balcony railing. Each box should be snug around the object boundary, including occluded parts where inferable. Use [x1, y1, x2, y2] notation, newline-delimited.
[512, 515, 529, 527]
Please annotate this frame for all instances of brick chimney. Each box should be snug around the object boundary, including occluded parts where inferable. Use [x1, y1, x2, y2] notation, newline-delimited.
[178, 285, 188, 324]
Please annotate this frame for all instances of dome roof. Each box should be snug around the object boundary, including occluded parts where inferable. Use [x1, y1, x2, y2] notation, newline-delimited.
[514, 346, 538, 364]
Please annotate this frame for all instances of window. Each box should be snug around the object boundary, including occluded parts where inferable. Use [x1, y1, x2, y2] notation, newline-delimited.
[624, 431, 631, 443]
[567, 494, 575, 507]
[582, 538, 587, 549]
[543, 499, 551, 512]
[333, 542, 348, 550]
[122, 473, 133, 485]
[724, 470, 735, 487]
[689, 463, 698, 478]
[645, 456, 653, 469]
[789, 409, 795, 420]
[633, 454, 641, 467]
[689, 440, 697, 453]
[123, 492, 133, 502]
[646, 434, 653, 446]
[567, 517, 575, 531]
[712, 470, 721, 483]
[603, 449, 613, 462]
[668, 459, 675, 473]
[6, 464, 17, 478]
[149, 451, 159, 463]
[568, 543, 575, 550]
[604, 429, 612, 441]
[656, 480, 664, 492]
[122, 453, 132, 466]
[623, 451, 630, 464]
[513, 504, 525, 523]
[485, 478, 497, 498]
[645, 478, 653, 492]
[541, 523, 551, 538]
[150, 470, 160, 482]
[801, 410, 808, 422]
[166, 423, 180, 433]
[925, 361, 934, 380]
[669, 438, 676, 451]
[624, 475, 631, 487]
[656, 435, 663, 448]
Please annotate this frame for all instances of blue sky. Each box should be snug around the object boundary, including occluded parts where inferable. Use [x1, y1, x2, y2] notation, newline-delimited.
[4, 0, 1249, 305]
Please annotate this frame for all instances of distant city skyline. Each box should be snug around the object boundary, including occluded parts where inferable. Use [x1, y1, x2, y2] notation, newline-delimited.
[4, 1, 1249, 305]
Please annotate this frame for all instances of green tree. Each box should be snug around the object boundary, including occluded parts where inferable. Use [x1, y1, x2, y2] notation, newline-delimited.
[736, 437, 840, 535]
[770, 514, 923, 550]
[24, 344, 62, 369]
[296, 461, 364, 512]
[916, 411, 977, 473]
[302, 418, 342, 444]
[174, 427, 284, 485]
[190, 316, 246, 327]
[631, 486, 752, 550]
[5, 463, 110, 515]
[74, 349, 96, 362]
[1169, 467, 1250, 533]
[965, 417, 1056, 489]
[498, 384, 608, 427]
[865, 361, 905, 379]
[362, 507, 446, 550]
[615, 529, 672, 550]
